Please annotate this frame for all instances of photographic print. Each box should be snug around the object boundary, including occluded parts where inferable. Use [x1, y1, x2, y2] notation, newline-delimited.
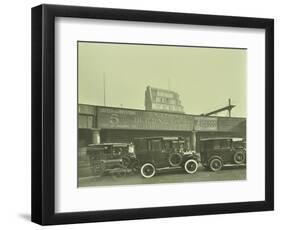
[77, 41, 247, 187]
[32, 5, 274, 224]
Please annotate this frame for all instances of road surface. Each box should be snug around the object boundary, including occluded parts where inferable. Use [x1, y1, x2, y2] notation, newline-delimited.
[78, 166, 246, 187]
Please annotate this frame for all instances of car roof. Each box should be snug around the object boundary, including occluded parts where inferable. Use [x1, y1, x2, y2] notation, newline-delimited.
[88, 143, 129, 148]
[134, 136, 183, 141]
[200, 137, 244, 142]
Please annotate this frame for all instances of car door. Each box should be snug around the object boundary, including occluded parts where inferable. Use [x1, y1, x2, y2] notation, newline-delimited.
[134, 138, 150, 164]
[150, 139, 166, 168]
[219, 139, 233, 163]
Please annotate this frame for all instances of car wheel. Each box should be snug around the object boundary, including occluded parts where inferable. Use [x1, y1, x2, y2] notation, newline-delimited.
[140, 163, 156, 178]
[184, 159, 198, 174]
[233, 151, 245, 164]
[209, 158, 223, 172]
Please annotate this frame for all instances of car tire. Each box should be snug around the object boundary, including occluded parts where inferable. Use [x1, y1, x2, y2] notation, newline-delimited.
[209, 158, 223, 172]
[140, 163, 156, 178]
[184, 159, 198, 174]
[169, 153, 183, 167]
[233, 151, 246, 164]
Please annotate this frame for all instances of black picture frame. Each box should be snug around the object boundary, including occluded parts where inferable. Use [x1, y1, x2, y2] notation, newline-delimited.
[31, 4, 274, 225]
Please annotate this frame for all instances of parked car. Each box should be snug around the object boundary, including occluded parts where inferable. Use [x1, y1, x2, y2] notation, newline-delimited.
[86, 143, 138, 177]
[133, 136, 200, 178]
[200, 137, 246, 172]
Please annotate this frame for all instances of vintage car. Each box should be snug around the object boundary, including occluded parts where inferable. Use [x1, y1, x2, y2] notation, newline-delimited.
[86, 143, 138, 177]
[200, 137, 246, 172]
[133, 136, 200, 178]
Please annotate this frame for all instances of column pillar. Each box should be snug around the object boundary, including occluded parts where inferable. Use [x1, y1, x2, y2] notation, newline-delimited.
[90, 128, 100, 144]
[191, 131, 197, 152]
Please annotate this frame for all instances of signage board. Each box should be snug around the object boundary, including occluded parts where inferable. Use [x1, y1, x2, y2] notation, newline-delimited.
[194, 117, 218, 131]
[78, 105, 245, 133]
[145, 87, 184, 113]
[97, 107, 194, 131]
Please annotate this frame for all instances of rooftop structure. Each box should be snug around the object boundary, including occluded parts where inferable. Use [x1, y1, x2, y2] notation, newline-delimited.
[145, 86, 184, 113]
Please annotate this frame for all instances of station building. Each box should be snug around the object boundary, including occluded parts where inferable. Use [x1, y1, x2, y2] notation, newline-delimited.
[78, 104, 246, 156]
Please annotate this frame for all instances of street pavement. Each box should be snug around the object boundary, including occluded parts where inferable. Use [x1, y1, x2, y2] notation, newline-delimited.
[78, 165, 246, 187]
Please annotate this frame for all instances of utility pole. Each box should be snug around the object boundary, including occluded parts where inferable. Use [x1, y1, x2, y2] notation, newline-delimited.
[228, 98, 231, 117]
[103, 73, 106, 106]
[201, 98, 235, 117]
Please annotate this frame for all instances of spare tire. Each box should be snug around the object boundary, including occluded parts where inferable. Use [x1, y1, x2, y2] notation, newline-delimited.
[168, 153, 183, 167]
[233, 151, 245, 164]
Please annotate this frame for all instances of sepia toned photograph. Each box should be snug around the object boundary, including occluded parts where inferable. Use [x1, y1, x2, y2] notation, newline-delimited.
[77, 41, 247, 187]
[31, 5, 274, 224]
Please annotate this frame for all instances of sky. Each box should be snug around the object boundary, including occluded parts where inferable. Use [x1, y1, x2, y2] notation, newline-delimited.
[78, 42, 246, 117]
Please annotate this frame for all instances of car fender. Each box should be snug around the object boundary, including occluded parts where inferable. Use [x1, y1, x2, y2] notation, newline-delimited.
[182, 154, 198, 167]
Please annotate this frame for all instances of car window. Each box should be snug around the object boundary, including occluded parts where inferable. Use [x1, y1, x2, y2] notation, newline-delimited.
[150, 139, 162, 152]
[171, 142, 178, 153]
[135, 139, 147, 152]
[220, 140, 231, 149]
[185, 138, 191, 151]
[233, 141, 245, 149]
[163, 141, 171, 152]
[213, 141, 220, 150]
